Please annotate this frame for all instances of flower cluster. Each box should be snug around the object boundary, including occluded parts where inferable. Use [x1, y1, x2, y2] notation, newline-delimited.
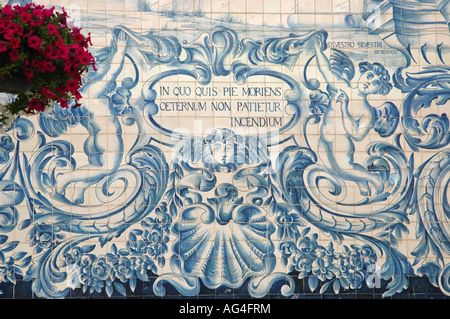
[0, 235, 31, 294]
[129, 203, 172, 266]
[280, 227, 379, 294]
[0, 3, 95, 131]
[60, 204, 173, 296]
[63, 243, 157, 296]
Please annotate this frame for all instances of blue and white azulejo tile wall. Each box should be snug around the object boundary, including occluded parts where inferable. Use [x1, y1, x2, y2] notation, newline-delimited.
[0, 0, 449, 299]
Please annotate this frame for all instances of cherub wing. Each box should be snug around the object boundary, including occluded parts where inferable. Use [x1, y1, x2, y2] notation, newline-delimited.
[329, 48, 355, 83]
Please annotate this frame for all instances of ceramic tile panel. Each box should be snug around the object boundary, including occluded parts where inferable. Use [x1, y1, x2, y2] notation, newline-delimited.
[0, 0, 449, 301]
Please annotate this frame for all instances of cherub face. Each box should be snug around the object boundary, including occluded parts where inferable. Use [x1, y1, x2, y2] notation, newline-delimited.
[210, 138, 233, 165]
[357, 70, 382, 95]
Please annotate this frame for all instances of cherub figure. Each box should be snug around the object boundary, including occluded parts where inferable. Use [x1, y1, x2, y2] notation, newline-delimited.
[52, 30, 130, 203]
[311, 34, 399, 196]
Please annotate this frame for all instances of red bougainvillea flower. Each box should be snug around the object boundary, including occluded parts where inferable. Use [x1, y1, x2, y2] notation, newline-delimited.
[74, 91, 82, 100]
[39, 85, 56, 99]
[9, 49, 19, 61]
[43, 44, 59, 60]
[78, 51, 93, 66]
[56, 85, 67, 96]
[2, 5, 15, 17]
[55, 41, 69, 59]
[66, 79, 80, 94]
[28, 35, 42, 49]
[0, 21, 7, 33]
[20, 11, 32, 24]
[27, 98, 46, 113]
[42, 6, 54, 18]
[8, 38, 19, 49]
[72, 31, 86, 44]
[32, 59, 56, 73]
[0, 41, 7, 52]
[47, 23, 58, 35]
[3, 30, 14, 40]
[42, 61, 55, 72]
[32, 8, 43, 20]
[23, 64, 33, 81]
[57, 97, 68, 108]
[7, 23, 23, 36]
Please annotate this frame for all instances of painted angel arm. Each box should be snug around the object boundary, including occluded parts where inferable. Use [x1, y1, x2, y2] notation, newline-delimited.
[85, 30, 129, 98]
[337, 90, 371, 142]
[313, 35, 349, 92]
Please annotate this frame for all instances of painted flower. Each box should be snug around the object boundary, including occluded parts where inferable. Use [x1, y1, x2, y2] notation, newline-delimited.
[312, 257, 335, 282]
[361, 244, 377, 264]
[127, 239, 148, 255]
[113, 257, 133, 282]
[336, 259, 352, 280]
[144, 228, 168, 260]
[294, 257, 314, 279]
[276, 211, 302, 240]
[30, 225, 55, 251]
[348, 248, 365, 271]
[318, 242, 337, 263]
[79, 255, 97, 286]
[64, 246, 84, 264]
[78, 255, 113, 293]
[0, 256, 15, 283]
[90, 256, 111, 282]
[131, 256, 154, 281]
[297, 234, 318, 256]
[154, 212, 172, 231]
[348, 270, 365, 290]
[279, 241, 297, 260]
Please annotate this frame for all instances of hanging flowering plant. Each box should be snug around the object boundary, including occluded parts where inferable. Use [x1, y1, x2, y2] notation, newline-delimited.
[0, 3, 96, 131]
